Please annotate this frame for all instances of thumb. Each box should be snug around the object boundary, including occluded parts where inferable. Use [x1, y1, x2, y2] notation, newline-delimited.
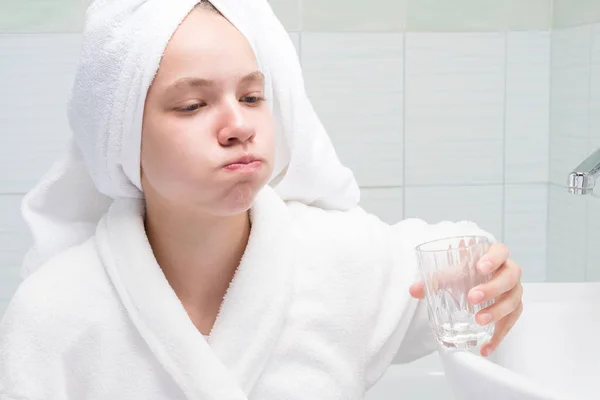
[409, 281, 425, 299]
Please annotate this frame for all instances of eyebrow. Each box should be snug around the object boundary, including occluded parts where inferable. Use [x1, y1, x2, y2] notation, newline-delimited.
[165, 71, 265, 93]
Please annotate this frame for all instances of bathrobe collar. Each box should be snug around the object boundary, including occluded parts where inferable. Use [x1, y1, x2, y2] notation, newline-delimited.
[95, 185, 293, 399]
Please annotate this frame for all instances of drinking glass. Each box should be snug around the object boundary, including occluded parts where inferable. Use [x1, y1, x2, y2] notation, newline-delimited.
[416, 235, 495, 349]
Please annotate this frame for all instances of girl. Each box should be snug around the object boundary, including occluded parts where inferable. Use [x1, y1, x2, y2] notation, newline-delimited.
[0, 1, 523, 399]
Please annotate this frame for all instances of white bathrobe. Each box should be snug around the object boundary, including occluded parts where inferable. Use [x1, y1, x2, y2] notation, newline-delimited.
[0, 186, 493, 400]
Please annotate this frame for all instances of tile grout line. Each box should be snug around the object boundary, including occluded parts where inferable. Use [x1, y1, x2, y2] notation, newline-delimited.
[584, 25, 594, 281]
[296, 0, 303, 59]
[402, 32, 407, 220]
[501, 30, 508, 243]
[545, 25, 555, 282]
[361, 182, 546, 190]
[297, 0, 303, 33]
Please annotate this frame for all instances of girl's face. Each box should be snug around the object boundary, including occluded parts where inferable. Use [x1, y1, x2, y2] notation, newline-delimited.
[140, 7, 275, 216]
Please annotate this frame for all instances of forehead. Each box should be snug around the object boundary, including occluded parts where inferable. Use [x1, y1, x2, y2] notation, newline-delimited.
[157, 8, 259, 80]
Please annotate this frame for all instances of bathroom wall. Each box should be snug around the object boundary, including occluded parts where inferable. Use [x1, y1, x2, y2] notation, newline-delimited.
[0, 0, 89, 315]
[0, 1, 553, 318]
[548, 0, 600, 281]
[296, 0, 552, 284]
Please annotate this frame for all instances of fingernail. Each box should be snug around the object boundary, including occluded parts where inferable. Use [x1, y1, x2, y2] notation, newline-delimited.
[469, 290, 485, 304]
[478, 259, 492, 274]
[483, 346, 494, 357]
[478, 312, 492, 325]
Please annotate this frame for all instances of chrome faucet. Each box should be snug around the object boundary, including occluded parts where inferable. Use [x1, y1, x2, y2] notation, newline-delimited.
[568, 148, 600, 195]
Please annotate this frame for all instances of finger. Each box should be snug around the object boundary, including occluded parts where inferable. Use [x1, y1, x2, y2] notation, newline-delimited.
[475, 282, 522, 325]
[481, 301, 523, 357]
[469, 258, 521, 304]
[477, 242, 510, 275]
[409, 281, 425, 299]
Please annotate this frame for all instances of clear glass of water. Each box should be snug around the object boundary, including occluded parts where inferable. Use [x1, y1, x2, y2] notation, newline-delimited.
[415, 235, 495, 350]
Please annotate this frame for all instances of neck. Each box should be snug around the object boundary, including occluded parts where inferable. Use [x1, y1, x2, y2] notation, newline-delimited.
[144, 197, 251, 312]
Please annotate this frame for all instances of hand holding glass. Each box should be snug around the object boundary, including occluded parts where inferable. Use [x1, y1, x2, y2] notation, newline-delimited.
[416, 235, 495, 350]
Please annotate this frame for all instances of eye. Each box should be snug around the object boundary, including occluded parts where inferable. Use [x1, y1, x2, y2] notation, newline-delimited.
[241, 95, 265, 105]
[177, 103, 205, 112]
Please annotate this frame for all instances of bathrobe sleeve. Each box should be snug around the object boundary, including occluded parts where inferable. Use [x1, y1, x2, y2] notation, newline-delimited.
[363, 216, 496, 389]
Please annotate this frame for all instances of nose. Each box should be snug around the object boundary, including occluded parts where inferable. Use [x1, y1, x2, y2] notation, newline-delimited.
[217, 102, 256, 147]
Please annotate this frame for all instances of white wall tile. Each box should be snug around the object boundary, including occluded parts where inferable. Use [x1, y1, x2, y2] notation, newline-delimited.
[0, 34, 80, 193]
[407, 0, 551, 32]
[505, 32, 550, 184]
[551, 25, 593, 69]
[546, 185, 588, 281]
[550, 67, 590, 129]
[404, 185, 503, 240]
[302, 0, 407, 32]
[359, 187, 404, 225]
[405, 33, 505, 186]
[0, 195, 30, 268]
[587, 197, 600, 281]
[0, 266, 21, 303]
[553, 0, 600, 29]
[549, 26, 592, 186]
[0, 0, 87, 33]
[301, 33, 404, 187]
[504, 184, 548, 282]
[288, 32, 300, 56]
[268, 0, 301, 31]
[587, 24, 600, 287]
[590, 24, 600, 148]
[0, 265, 19, 320]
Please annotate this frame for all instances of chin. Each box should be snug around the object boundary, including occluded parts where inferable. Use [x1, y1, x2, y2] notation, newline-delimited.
[218, 181, 266, 216]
